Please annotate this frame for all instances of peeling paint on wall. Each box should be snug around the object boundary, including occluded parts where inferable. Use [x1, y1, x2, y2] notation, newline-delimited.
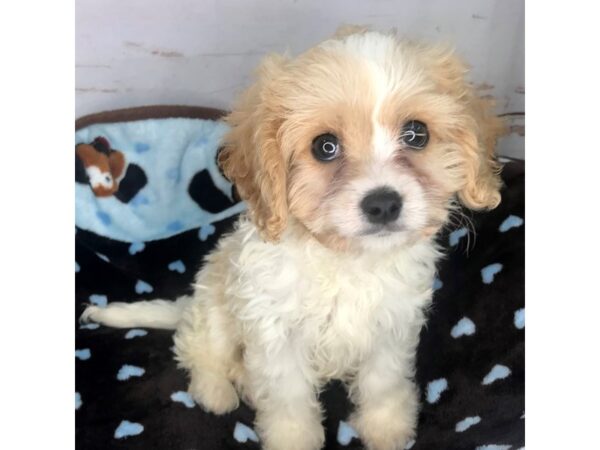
[476, 82, 495, 91]
[76, 88, 118, 93]
[76, 64, 112, 69]
[124, 41, 184, 58]
[509, 125, 525, 136]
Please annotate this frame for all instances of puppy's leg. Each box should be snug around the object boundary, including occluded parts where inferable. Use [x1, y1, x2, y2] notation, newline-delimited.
[173, 291, 242, 415]
[245, 340, 324, 450]
[349, 339, 419, 450]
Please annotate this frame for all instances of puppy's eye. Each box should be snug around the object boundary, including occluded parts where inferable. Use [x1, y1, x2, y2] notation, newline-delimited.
[311, 133, 340, 162]
[400, 120, 429, 150]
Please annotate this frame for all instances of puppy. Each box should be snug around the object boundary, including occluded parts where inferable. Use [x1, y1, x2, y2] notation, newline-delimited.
[82, 27, 503, 450]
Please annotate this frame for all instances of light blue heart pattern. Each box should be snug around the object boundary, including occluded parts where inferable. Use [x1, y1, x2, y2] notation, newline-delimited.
[117, 365, 145, 381]
[124, 329, 148, 339]
[171, 391, 195, 408]
[75, 349, 91, 360]
[128, 242, 145, 255]
[89, 294, 108, 307]
[451, 317, 476, 338]
[482, 364, 511, 385]
[426, 378, 448, 404]
[114, 420, 144, 439]
[135, 280, 153, 294]
[455, 416, 481, 432]
[75, 392, 82, 410]
[337, 420, 359, 445]
[514, 308, 525, 329]
[199, 224, 216, 241]
[481, 263, 503, 284]
[499, 214, 523, 232]
[233, 422, 259, 443]
[449, 227, 468, 246]
[168, 260, 186, 274]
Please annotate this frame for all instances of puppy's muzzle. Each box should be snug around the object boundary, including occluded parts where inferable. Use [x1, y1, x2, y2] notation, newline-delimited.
[360, 187, 402, 225]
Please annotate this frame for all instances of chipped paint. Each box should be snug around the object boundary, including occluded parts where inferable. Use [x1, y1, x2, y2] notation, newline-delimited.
[76, 64, 112, 69]
[515, 86, 525, 94]
[76, 88, 118, 93]
[124, 41, 184, 58]
[195, 51, 264, 57]
[472, 14, 487, 20]
[509, 125, 525, 136]
[151, 50, 184, 58]
[476, 82, 495, 91]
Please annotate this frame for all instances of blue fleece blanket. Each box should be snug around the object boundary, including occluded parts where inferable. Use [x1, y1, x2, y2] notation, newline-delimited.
[75, 118, 246, 243]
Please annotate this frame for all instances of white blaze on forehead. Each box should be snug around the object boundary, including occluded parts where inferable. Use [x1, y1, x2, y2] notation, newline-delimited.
[324, 31, 399, 66]
[319, 32, 418, 167]
[369, 62, 399, 166]
[324, 32, 427, 166]
[371, 111, 397, 163]
[328, 32, 400, 164]
[365, 44, 398, 164]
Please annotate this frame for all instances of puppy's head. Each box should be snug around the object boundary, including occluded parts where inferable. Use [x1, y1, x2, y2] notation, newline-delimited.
[220, 29, 503, 251]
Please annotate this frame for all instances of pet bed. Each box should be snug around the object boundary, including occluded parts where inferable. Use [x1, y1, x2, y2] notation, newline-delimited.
[75, 105, 524, 450]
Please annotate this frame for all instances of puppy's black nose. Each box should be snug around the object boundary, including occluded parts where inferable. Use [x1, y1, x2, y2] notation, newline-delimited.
[360, 188, 402, 225]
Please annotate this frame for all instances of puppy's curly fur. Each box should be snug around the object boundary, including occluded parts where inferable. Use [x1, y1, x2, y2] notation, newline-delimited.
[82, 28, 503, 450]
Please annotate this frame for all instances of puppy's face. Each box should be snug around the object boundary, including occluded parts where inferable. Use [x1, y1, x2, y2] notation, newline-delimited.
[221, 30, 503, 251]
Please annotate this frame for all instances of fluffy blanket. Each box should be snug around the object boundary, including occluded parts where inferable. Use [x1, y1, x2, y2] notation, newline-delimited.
[75, 106, 524, 450]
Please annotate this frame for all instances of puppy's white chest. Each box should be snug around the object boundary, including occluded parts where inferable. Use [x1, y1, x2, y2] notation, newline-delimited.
[230, 224, 439, 379]
[296, 254, 433, 378]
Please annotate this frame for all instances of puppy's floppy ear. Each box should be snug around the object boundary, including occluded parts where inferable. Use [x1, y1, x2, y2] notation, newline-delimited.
[219, 54, 289, 241]
[458, 94, 504, 210]
[420, 45, 504, 210]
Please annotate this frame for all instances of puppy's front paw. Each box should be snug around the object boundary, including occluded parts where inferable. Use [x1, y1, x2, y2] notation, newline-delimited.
[188, 373, 239, 415]
[259, 415, 324, 450]
[350, 401, 417, 450]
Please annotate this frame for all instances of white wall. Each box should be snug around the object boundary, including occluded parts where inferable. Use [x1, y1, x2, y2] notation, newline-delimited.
[76, 0, 524, 158]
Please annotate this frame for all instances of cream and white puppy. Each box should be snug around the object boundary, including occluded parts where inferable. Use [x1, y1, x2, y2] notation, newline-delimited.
[82, 27, 503, 450]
